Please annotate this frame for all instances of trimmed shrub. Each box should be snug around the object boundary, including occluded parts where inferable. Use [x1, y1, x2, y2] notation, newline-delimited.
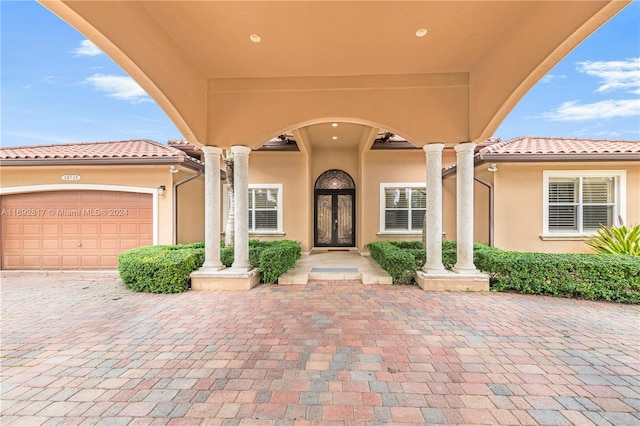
[475, 248, 640, 303]
[368, 241, 416, 284]
[119, 239, 302, 293]
[118, 244, 204, 293]
[259, 240, 302, 284]
[369, 240, 639, 302]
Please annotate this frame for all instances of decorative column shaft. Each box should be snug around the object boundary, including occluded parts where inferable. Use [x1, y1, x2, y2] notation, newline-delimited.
[201, 146, 224, 270]
[231, 145, 252, 270]
[453, 142, 479, 274]
[422, 143, 446, 273]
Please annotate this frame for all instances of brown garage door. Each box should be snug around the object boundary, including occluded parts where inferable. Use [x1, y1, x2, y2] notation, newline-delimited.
[1, 190, 153, 270]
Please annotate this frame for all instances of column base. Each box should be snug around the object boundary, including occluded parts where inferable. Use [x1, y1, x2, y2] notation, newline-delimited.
[451, 266, 480, 275]
[415, 270, 489, 292]
[190, 268, 261, 291]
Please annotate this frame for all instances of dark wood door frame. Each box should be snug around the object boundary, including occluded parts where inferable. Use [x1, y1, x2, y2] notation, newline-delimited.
[314, 188, 356, 247]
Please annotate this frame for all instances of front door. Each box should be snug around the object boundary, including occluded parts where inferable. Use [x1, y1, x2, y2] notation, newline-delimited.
[314, 170, 356, 247]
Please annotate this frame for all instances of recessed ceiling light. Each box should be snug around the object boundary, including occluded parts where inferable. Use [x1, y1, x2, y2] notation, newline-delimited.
[332, 123, 338, 127]
[416, 28, 428, 38]
[332, 136, 338, 140]
[250, 33, 262, 43]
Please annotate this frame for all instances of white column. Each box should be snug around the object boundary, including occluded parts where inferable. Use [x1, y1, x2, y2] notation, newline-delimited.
[201, 146, 224, 270]
[453, 142, 479, 274]
[231, 145, 252, 270]
[422, 143, 446, 273]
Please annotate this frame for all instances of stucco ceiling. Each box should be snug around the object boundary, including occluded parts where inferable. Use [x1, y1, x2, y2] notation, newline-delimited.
[40, 1, 630, 149]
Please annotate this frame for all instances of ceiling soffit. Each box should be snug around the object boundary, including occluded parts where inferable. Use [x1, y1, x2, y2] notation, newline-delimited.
[40, 1, 630, 148]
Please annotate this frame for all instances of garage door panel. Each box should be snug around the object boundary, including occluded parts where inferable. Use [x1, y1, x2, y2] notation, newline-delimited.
[23, 239, 42, 250]
[100, 239, 118, 250]
[81, 256, 100, 268]
[2, 191, 153, 270]
[62, 223, 80, 233]
[42, 239, 61, 250]
[3, 223, 22, 235]
[26, 255, 46, 268]
[42, 223, 61, 234]
[24, 224, 42, 235]
[62, 255, 81, 267]
[81, 240, 99, 250]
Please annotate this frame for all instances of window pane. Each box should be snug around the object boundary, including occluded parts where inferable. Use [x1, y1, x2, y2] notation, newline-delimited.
[411, 189, 426, 208]
[254, 189, 278, 209]
[248, 189, 253, 208]
[385, 188, 407, 208]
[549, 178, 577, 203]
[583, 177, 613, 203]
[411, 209, 426, 231]
[549, 205, 577, 231]
[385, 210, 408, 230]
[255, 210, 278, 230]
[583, 205, 612, 230]
[248, 211, 253, 230]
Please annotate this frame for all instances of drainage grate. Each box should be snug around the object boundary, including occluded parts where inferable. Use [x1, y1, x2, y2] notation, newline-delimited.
[311, 268, 358, 273]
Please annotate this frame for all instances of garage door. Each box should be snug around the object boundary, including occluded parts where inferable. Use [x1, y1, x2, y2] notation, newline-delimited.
[1, 190, 153, 270]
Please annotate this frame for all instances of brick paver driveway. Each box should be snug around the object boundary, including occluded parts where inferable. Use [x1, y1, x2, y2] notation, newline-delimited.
[1, 271, 639, 425]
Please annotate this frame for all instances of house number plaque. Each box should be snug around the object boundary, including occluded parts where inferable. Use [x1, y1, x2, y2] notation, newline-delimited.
[61, 174, 81, 181]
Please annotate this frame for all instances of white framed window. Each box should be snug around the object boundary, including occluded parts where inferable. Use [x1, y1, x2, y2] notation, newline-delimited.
[223, 184, 283, 234]
[543, 170, 626, 236]
[248, 184, 282, 233]
[379, 183, 426, 233]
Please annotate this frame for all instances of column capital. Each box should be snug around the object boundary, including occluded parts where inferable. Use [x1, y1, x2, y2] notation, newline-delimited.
[423, 143, 445, 153]
[230, 145, 252, 156]
[201, 145, 223, 156]
[453, 142, 476, 153]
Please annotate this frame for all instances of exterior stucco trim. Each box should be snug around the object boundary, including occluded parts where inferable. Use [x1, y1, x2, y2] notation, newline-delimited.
[0, 157, 203, 171]
[0, 184, 161, 245]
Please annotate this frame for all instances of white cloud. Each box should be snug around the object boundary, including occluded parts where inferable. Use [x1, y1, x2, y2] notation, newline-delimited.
[84, 73, 149, 103]
[73, 39, 103, 57]
[540, 74, 567, 84]
[577, 57, 640, 94]
[541, 99, 640, 121]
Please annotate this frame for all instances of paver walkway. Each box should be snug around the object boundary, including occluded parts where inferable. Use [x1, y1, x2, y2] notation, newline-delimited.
[1, 271, 639, 425]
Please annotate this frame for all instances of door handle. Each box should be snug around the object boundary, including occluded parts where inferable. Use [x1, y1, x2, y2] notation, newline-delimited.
[334, 219, 338, 231]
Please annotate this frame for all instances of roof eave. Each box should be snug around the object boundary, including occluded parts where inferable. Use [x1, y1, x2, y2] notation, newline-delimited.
[479, 153, 640, 162]
[0, 156, 204, 170]
[442, 152, 640, 178]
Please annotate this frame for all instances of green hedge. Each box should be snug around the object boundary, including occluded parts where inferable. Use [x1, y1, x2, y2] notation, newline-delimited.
[368, 241, 416, 284]
[119, 239, 302, 293]
[259, 240, 302, 284]
[118, 244, 204, 293]
[475, 248, 640, 303]
[369, 240, 640, 302]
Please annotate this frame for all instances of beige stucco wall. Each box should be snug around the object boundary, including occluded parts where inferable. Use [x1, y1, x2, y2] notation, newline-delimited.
[248, 151, 310, 251]
[493, 161, 640, 253]
[0, 164, 204, 246]
[176, 170, 205, 244]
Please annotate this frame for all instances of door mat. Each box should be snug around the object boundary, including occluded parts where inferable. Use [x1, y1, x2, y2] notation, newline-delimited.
[311, 268, 358, 273]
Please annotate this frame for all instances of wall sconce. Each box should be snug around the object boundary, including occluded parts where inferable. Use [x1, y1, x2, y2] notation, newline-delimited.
[488, 163, 498, 172]
[169, 166, 179, 174]
[158, 185, 166, 196]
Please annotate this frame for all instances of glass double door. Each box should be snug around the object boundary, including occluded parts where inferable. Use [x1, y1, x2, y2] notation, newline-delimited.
[314, 190, 355, 247]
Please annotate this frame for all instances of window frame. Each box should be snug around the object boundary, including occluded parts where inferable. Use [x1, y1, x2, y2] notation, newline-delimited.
[379, 182, 426, 235]
[223, 183, 284, 235]
[542, 170, 626, 238]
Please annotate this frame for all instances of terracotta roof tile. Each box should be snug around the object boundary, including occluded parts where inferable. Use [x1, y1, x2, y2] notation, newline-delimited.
[480, 136, 640, 156]
[0, 139, 192, 160]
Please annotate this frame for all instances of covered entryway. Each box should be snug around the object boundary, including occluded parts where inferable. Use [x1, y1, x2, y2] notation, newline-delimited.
[1, 190, 152, 270]
[314, 170, 355, 247]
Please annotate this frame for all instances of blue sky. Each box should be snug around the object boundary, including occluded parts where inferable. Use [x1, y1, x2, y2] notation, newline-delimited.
[1, 1, 639, 148]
